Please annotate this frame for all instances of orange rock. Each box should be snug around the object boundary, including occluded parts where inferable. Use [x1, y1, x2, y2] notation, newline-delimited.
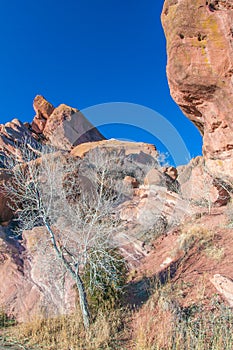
[33, 95, 54, 120]
[43, 104, 104, 150]
[162, 0, 233, 180]
[31, 95, 54, 134]
[71, 139, 157, 158]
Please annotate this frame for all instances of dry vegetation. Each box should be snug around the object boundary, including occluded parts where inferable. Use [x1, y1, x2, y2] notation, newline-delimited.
[133, 289, 233, 350]
[1, 223, 233, 350]
[1, 308, 127, 350]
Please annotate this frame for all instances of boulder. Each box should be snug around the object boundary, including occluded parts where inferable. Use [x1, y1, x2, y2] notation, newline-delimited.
[178, 156, 232, 206]
[210, 274, 233, 307]
[33, 95, 55, 120]
[31, 95, 55, 134]
[43, 104, 105, 150]
[144, 168, 165, 187]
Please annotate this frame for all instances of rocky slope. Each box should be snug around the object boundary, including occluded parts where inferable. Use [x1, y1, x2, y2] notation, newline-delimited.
[1, 96, 190, 321]
[162, 0, 233, 181]
[0, 87, 232, 324]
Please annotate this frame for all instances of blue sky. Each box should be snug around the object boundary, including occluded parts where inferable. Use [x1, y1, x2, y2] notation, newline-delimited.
[0, 0, 202, 165]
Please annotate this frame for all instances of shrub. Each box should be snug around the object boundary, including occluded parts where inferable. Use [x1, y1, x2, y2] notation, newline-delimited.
[83, 248, 128, 315]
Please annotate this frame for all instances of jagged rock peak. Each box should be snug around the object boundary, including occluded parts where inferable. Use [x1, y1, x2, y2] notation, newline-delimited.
[33, 95, 55, 120]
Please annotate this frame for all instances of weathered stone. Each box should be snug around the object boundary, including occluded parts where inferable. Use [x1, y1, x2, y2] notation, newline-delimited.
[144, 168, 165, 187]
[31, 95, 55, 134]
[71, 139, 157, 158]
[0, 226, 76, 322]
[162, 0, 233, 180]
[0, 119, 42, 167]
[178, 156, 232, 205]
[43, 104, 105, 150]
[33, 95, 54, 120]
[210, 274, 233, 307]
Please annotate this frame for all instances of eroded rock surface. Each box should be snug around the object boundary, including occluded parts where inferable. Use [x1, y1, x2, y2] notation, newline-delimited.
[43, 104, 105, 150]
[178, 156, 232, 206]
[162, 0, 233, 180]
[210, 274, 233, 307]
[71, 139, 157, 159]
[0, 119, 42, 167]
[0, 226, 76, 322]
[31, 95, 54, 134]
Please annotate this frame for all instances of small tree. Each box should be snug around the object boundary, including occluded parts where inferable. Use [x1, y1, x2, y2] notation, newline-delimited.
[4, 144, 128, 329]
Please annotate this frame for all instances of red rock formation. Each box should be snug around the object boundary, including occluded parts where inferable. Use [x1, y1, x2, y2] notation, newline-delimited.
[43, 104, 105, 150]
[162, 0, 233, 180]
[31, 95, 55, 134]
[0, 226, 76, 322]
[178, 156, 232, 206]
[71, 139, 157, 158]
[0, 118, 42, 167]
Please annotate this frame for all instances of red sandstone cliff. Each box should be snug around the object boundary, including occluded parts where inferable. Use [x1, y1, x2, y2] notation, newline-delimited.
[162, 0, 233, 180]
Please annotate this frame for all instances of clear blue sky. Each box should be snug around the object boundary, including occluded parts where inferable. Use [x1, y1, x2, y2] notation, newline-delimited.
[0, 0, 202, 165]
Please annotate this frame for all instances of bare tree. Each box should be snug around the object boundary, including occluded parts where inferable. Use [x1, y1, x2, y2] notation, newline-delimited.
[4, 144, 128, 329]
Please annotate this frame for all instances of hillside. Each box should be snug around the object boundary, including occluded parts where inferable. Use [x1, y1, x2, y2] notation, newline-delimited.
[1, 1, 233, 349]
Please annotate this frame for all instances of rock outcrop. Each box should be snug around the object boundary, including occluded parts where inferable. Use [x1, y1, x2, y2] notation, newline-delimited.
[71, 139, 157, 158]
[0, 96, 105, 165]
[210, 274, 233, 307]
[31, 95, 54, 134]
[0, 226, 76, 322]
[0, 118, 42, 167]
[178, 156, 232, 206]
[32, 95, 105, 150]
[43, 104, 105, 150]
[162, 0, 233, 180]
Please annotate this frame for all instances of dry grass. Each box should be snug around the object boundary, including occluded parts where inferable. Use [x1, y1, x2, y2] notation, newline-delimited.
[177, 226, 214, 254]
[133, 281, 233, 350]
[2, 308, 126, 350]
[204, 245, 225, 261]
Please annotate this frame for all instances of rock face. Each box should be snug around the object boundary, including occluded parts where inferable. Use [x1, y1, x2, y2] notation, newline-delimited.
[0, 96, 105, 163]
[0, 226, 76, 322]
[0, 118, 42, 167]
[210, 274, 233, 307]
[31, 95, 54, 134]
[71, 139, 158, 158]
[43, 104, 105, 150]
[32, 95, 105, 150]
[162, 0, 233, 180]
[178, 156, 232, 206]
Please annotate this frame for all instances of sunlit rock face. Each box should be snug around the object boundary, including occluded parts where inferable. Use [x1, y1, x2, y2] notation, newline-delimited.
[162, 0, 233, 180]
[32, 95, 105, 150]
[0, 226, 76, 322]
[71, 139, 158, 158]
[31, 95, 55, 133]
[43, 103, 105, 150]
